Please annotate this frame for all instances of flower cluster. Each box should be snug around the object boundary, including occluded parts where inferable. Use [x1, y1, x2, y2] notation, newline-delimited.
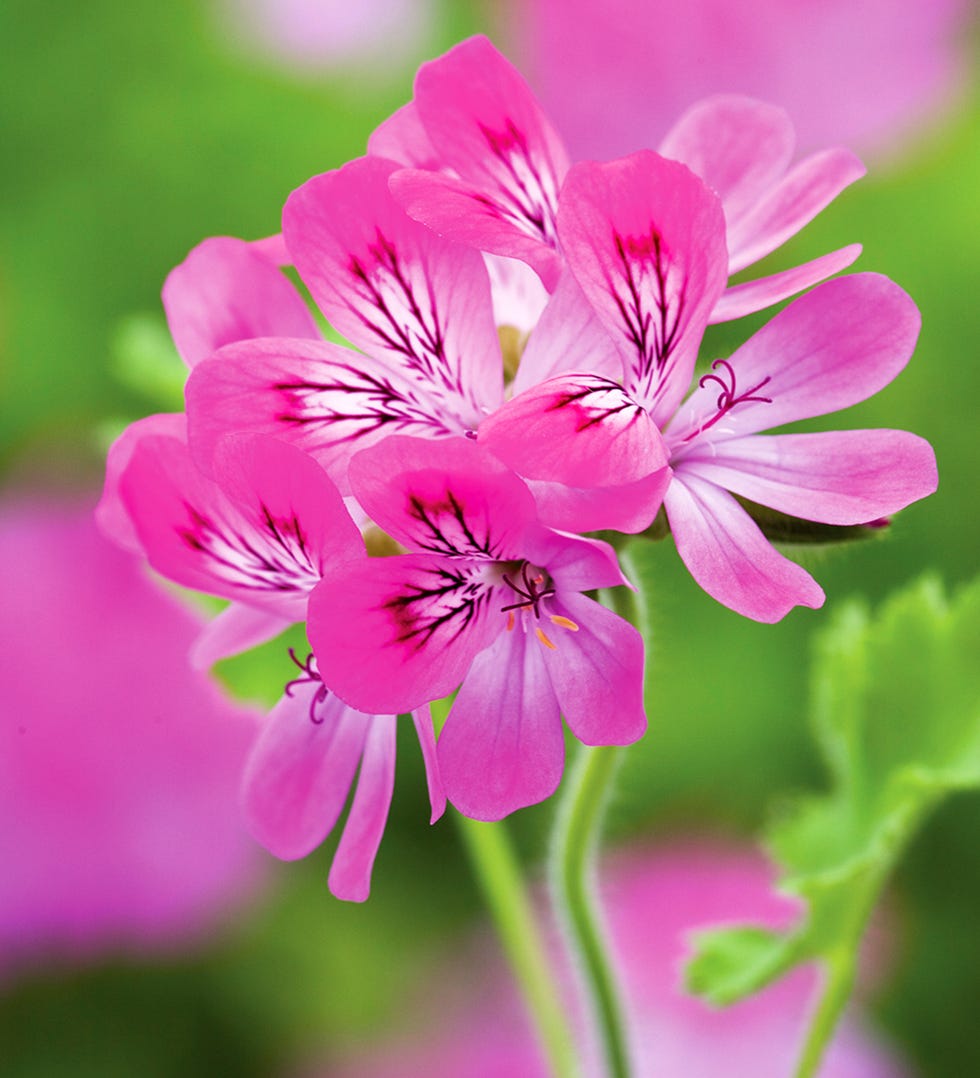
[98, 36, 937, 899]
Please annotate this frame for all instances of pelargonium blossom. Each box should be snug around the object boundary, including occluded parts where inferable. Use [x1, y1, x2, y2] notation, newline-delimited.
[101, 427, 444, 900]
[481, 151, 938, 622]
[307, 435, 647, 820]
[379, 35, 864, 321]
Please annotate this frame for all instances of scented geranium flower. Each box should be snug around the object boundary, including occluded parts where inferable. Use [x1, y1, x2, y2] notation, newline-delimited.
[101, 426, 444, 900]
[0, 499, 262, 972]
[307, 436, 646, 820]
[379, 35, 863, 320]
[481, 152, 938, 622]
[334, 841, 908, 1078]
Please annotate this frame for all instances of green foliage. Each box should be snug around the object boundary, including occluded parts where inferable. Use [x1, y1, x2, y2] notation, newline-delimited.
[687, 575, 980, 1007]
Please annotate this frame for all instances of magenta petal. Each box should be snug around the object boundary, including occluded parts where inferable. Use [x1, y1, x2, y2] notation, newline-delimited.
[664, 474, 824, 622]
[328, 715, 398, 902]
[542, 592, 647, 746]
[672, 273, 921, 443]
[308, 555, 499, 714]
[526, 469, 670, 535]
[241, 688, 372, 860]
[514, 272, 625, 393]
[190, 603, 293, 669]
[411, 706, 446, 823]
[678, 430, 938, 525]
[708, 244, 862, 324]
[283, 156, 502, 423]
[250, 232, 290, 267]
[556, 151, 728, 424]
[349, 434, 538, 558]
[726, 148, 866, 272]
[186, 336, 462, 492]
[367, 100, 440, 168]
[659, 96, 795, 227]
[162, 237, 319, 368]
[480, 374, 668, 488]
[96, 413, 186, 554]
[439, 628, 564, 820]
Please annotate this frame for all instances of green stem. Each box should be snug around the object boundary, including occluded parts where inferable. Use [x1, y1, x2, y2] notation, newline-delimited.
[550, 744, 632, 1078]
[432, 698, 578, 1078]
[792, 947, 859, 1078]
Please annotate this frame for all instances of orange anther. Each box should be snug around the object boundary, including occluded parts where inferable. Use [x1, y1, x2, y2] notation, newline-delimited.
[535, 626, 557, 650]
[550, 615, 579, 632]
[506, 611, 516, 632]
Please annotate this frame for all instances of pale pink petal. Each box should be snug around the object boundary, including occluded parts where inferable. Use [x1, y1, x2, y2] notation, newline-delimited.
[241, 687, 372, 860]
[439, 627, 564, 820]
[708, 245, 862, 324]
[308, 555, 500, 715]
[162, 237, 319, 368]
[402, 34, 570, 285]
[528, 531, 632, 596]
[514, 272, 624, 393]
[390, 169, 565, 290]
[525, 469, 671, 535]
[190, 603, 293, 668]
[542, 592, 647, 746]
[367, 100, 440, 168]
[480, 374, 668, 488]
[411, 706, 446, 823]
[348, 434, 538, 559]
[328, 715, 398, 902]
[677, 430, 938, 524]
[185, 337, 462, 493]
[556, 152, 728, 424]
[659, 96, 795, 226]
[664, 474, 824, 622]
[283, 156, 502, 423]
[726, 148, 866, 272]
[669, 274, 921, 445]
[250, 232, 290, 266]
[484, 253, 549, 335]
[96, 413, 186, 554]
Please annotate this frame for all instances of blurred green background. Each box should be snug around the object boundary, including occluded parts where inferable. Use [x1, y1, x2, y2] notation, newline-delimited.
[0, 1, 977, 1075]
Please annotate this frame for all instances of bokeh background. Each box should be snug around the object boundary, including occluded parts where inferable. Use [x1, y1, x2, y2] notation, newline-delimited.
[1, 1, 977, 1075]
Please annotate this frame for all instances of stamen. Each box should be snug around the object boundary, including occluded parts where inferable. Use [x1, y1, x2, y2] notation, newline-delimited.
[535, 626, 557, 650]
[550, 615, 579, 632]
[506, 610, 516, 632]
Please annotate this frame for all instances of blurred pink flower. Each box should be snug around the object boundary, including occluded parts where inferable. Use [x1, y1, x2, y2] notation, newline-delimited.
[334, 841, 909, 1078]
[510, 0, 970, 161]
[0, 499, 264, 976]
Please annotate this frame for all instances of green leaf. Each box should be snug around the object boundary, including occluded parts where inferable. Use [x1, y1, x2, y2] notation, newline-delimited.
[686, 575, 980, 1010]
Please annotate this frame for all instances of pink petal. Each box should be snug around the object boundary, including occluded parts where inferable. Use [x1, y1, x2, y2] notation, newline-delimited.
[190, 603, 293, 669]
[479, 373, 668, 488]
[708, 244, 862, 324]
[556, 151, 728, 424]
[677, 430, 938, 524]
[367, 100, 440, 168]
[96, 412, 186, 554]
[514, 272, 624, 394]
[328, 715, 398, 902]
[525, 469, 671, 535]
[402, 35, 569, 284]
[726, 148, 866, 272]
[185, 336, 464, 493]
[659, 96, 795, 227]
[664, 474, 824, 622]
[390, 169, 565, 291]
[439, 627, 564, 820]
[348, 434, 538, 559]
[524, 530, 632, 594]
[542, 592, 647, 746]
[250, 233, 290, 267]
[669, 273, 921, 444]
[411, 706, 446, 823]
[484, 253, 549, 336]
[241, 687, 372, 860]
[162, 236, 319, 368]
[308, 555, 500, 715]
[283, 156, 502, 424]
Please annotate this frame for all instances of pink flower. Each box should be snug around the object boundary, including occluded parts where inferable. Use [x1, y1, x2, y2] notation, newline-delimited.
[307, 436, 646, 820]
[382, 35, 863, 319]
[481, 152, 938, 622]
[0, 499, 262, 974]
[332, 841, 908, 1078]
[510, 0, 970, 163]
[101, 426, 444, 900]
